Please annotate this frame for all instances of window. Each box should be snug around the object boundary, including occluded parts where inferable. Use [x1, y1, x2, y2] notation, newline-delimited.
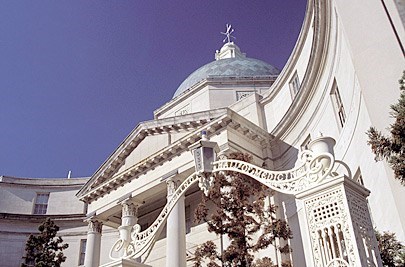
[78, 239, 86, 266]
[330, 81, 346, 128]
[300, 134, 312, 151]
[289, 71, 300, 99]
[33, 193, 49, 214]
[185, 205, 191, 234]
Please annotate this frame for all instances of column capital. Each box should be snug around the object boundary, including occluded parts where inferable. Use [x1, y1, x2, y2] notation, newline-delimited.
[122, 201, 140, 217]
[86, 218, 103, 234]
[166, 176, 181, 198]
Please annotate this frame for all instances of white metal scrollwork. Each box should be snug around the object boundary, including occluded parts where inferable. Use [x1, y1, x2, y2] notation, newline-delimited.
[109, 172, 201, 261]
[109, 149, 335, 262]
[326, 259, 350, 267]
[213, 150, 335, 195]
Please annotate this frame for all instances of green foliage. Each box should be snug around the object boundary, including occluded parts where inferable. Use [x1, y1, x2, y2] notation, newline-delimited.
[367, 71, 405, 184]
[193, 152, 292, 267]
[375, 231, 405, 267]
[21, 218, 69, 267]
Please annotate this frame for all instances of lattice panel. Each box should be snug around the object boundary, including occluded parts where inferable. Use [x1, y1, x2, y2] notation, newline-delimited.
[346, 188, 381, 267]
[346, 188, 369, 229]
[313, 201, 340, 224]
[304, 188, 355, 266]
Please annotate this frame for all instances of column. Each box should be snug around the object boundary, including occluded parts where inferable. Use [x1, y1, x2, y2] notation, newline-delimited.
[84, 218, 103, 267]
[119, 200, 139, 258]
[166, 177, 186, 267]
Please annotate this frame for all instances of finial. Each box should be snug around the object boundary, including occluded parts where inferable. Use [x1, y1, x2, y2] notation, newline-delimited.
[221, 24, 236, 43]
[201, 130, 208, 141]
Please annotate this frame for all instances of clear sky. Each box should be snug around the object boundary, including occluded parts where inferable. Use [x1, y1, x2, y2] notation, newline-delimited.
[0, 1, 306, 178]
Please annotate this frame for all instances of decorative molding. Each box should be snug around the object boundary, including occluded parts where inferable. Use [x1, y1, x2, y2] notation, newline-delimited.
[77, 109, 228, 200]
[236, 91, 254, 101]
[213, 150, 334, 195]
[303, 188, 354, 266]
[88, 219, 103, 234]
[109, 173, 200, 262]
[260, 0, 313, 105]
[122, 202, 138, 217]
[265, 0, 333, 142]
[79, 109, 273, 203]
[298, 177, 382, 267]
[174, 104, 191, 116]
[154, 75, 277, 118]
[108, 148, 335, 262]
[166, 177, 180, 198]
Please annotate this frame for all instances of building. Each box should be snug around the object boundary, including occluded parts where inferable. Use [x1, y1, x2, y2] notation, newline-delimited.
[0, 176, 89, 267]
[1, 0, 404, 266]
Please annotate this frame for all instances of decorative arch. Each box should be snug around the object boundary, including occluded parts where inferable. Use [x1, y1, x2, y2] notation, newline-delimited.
[109, 149, 335, 262]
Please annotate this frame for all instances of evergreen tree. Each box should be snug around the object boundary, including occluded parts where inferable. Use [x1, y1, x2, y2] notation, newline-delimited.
[375, 231, 405, 267]
[193, 152, 292, 267]
[367, 71, 405, 184]
[22, 218, 69, 267]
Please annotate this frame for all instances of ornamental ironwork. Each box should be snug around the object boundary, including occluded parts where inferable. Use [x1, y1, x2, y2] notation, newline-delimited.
[109, 149, 335, 262]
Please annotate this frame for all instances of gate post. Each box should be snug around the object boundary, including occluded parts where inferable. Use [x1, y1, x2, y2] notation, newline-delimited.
[295, 136, 382, 267]
[296, 176, 382, 267]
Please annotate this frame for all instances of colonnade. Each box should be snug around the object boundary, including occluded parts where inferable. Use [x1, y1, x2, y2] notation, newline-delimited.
[83, 175, 187, 267]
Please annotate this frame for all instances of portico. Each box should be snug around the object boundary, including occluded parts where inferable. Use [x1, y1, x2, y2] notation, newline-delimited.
[77, 107, 275, 266]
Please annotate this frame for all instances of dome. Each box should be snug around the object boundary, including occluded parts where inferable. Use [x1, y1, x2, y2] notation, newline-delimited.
[173, 43, 280, 98]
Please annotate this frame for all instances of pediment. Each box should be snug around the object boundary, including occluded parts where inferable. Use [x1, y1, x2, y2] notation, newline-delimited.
[77, 108, 273, 203]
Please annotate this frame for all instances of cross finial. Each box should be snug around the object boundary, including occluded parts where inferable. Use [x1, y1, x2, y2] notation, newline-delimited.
[220, 24, 235, 43]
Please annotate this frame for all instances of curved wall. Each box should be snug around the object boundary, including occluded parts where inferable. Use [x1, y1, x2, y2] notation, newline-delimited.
[260, 0, 405, 247]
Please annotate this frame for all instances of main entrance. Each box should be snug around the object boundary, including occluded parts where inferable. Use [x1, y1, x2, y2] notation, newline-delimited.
[105, 136, 381, 267]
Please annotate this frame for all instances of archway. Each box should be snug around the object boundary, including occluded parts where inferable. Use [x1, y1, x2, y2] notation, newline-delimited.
[108, 137, 381, 267]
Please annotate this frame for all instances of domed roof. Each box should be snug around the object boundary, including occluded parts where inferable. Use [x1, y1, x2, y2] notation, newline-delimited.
[173, 43, 279, 98]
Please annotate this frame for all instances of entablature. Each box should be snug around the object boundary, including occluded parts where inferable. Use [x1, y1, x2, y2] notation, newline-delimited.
[154, 75, 277, 119]
[77, 109, 273, 204]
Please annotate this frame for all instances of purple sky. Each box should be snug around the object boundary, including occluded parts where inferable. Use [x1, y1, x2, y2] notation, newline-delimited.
[0, 1, 306, 178]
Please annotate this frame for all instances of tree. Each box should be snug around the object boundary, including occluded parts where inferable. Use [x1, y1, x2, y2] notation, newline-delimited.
[193, 152, 292, 267]
[367, 71, 405, 184]
[22, 218, 69, 267]
[375, 231, 405, 267]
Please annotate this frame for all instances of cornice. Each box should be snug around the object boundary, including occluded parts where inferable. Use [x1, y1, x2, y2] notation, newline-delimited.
[78, 109, 273, 204]
[0, 212, 86, 222]
[269, 0, 332, 139]
[154, 75, 277, 118]
[77, 109, 228, 199]
[0, 176, 88, 188]
[260, 1, 313, 105]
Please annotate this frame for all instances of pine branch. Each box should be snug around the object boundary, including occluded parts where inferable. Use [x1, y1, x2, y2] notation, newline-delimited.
[367, 71, 405, 185]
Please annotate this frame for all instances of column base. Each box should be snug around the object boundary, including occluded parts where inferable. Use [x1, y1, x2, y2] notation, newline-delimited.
[100, 258, 151, 267]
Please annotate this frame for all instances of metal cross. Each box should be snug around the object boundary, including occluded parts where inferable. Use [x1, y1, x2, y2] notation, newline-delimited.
[221, 24, 236, 43]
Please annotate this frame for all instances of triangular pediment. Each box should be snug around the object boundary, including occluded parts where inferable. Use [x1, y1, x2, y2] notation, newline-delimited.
[77, 109, 227, 200]
[77, 108, 273, 203]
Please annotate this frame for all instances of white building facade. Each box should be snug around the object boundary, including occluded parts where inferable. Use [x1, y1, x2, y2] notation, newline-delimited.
[1, 0, 404, 266]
